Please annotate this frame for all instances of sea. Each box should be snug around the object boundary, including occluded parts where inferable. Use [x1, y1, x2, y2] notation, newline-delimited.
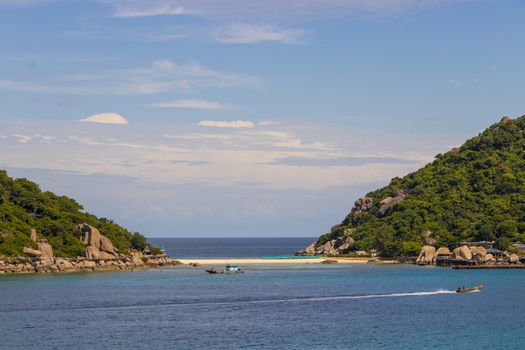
[1, 237, 525, 349]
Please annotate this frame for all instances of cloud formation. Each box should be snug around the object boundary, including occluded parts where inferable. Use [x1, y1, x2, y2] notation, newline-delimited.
[198, 120, 255, 128]
[113, 3, 188, 17]
[149, 99, 229, 110]
[104, 0, 453, 21]
[0, 60, 257, 96]
[79, 113, 129, 125]
[214, 24, 306, 44]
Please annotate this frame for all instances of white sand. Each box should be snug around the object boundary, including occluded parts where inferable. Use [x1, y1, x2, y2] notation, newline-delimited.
[177, 258, 371, 265]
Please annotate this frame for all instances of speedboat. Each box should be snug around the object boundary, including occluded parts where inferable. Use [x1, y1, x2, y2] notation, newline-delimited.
[456, 284, 484, 293]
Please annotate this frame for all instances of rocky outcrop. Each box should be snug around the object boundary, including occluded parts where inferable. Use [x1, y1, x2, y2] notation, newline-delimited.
[296, 235, 355, 256]
[1, 226, 181, 275]
[416, 245, 436, 265]
[453, 245, 473, 260]
[30, 228, 38, 242]
[78, 224, 119, 259]
[351, 197, 373, 214]
[436, 247, 451, 256]
[23, 247, 42, 257]
[414, 244, 523, 268]
[38, 240, 54, 258]
[0, 253, 181, 274]
[79, 224, 117, 253]
[422, 230, 437, 246]
[378, 191, 407, 216]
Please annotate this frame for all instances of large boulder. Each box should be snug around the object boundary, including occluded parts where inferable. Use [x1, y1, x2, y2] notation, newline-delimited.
[416, 246, 437, 265]
[351, 197, 373, 214]
[509, 254, 520, 264]
[484, 253, 495, 264]
[378, 191, 407, 216]
[436, 247, 451, 256]
[23, 247, 42, 257]
[37, 240, 54, 258]
[55, 258, 75, 272]
[79, 224, 117, 255]
[303, 242, 316, 255]
[30, 228, 38, 242]
[470, 246, 487, 258]
[453, 245, 472, 261]
[130, 250, 145, 267]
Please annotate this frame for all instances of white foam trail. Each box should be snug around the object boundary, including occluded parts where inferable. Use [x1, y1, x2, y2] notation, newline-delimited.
[237, 290, 457, 305]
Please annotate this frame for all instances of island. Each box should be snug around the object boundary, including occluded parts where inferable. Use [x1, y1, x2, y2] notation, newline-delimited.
[0, 170, 179, 274]
[298, 115, 525, 269]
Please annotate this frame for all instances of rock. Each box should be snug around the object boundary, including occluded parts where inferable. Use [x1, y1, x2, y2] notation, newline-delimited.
[351, 197, 373, 214]
[76, 260, 96, 270]
[484, 254, 495, 263]
[509, 253, 520, 264]
[55, 258, 75, 271]
[453, 245, 472, 261]
[145, 258, 160, 266]
[84, 245, 102, 259]
[23, 247, 42, 257]
[37, 240, 53, 258]
[416, 246, 437, 265]
[30, 228, 38, 242]
[130, 250, 145, 266]
[501, 116, 512, 124]
[422, 230, 437, 246]
[470, 246, 487, 258]
[436, 247, 451, 256]
[78, 224, 117, 254]
[343, 228, 354, 236]
[298, 242, 316, 256]
[355, 250, 368, 256]
[378, 192, 407, 216]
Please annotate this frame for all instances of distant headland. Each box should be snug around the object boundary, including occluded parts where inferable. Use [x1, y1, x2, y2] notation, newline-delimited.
[299, 115, 525, 268]
[0, 170, 179, 274]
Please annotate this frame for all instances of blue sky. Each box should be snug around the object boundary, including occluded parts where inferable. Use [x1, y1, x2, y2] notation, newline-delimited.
[1, 0, 524, 237]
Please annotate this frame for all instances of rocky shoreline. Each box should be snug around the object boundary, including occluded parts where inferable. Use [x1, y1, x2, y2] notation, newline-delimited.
[0, 224, 181, 275]
[0, 253, 181, 275]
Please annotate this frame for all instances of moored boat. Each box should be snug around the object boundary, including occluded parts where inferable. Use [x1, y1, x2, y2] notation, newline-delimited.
[206, 265, 244, 274]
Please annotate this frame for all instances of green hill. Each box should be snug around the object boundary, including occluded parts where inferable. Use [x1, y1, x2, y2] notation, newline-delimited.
[314, 115, 525, 257]
[0, 170, 152, 257]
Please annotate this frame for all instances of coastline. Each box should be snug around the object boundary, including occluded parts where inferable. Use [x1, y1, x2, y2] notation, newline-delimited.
[177, 257, 374, 265]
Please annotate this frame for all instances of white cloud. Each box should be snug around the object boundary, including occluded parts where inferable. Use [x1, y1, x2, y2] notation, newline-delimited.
[12, 134, 32, 143]
[104, 0, 457, 22]
[198, 120, 255, 128]
[149, 99, 229, 110]
[0, 60, 257, 96]
[113, 4, 189, 17]
[79, 113, 129, 125]
[214, 24, 306, 44]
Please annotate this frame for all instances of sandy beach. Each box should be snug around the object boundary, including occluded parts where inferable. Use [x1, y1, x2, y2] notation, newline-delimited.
[177, 257, 372, 265]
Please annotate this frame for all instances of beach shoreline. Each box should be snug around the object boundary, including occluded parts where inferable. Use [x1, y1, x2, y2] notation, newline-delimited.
[177, 257, 374, 265]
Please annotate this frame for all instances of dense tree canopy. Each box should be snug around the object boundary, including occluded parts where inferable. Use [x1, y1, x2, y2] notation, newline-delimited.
[0, 171, 152, 257]
[317, 116, 525, 257]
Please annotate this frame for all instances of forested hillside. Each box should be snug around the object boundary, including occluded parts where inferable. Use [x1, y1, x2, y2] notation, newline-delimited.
[314, 116, 525, 257]
[0, 171, 150, 257]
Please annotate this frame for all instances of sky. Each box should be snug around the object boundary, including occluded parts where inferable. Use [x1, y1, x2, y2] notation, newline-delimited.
[1, 0, 524, 237]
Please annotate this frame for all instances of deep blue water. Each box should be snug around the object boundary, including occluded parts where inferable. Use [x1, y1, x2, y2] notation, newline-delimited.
[1, 239, 525, 349]
[149, 237, 315, 258]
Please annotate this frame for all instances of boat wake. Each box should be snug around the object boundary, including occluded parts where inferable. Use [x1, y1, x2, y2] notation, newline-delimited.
[5, 290, 459, 314]
[239, 290, 457, 305]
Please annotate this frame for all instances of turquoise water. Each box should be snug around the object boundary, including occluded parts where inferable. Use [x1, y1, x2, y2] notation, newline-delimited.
[1, 263, 524, 349]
